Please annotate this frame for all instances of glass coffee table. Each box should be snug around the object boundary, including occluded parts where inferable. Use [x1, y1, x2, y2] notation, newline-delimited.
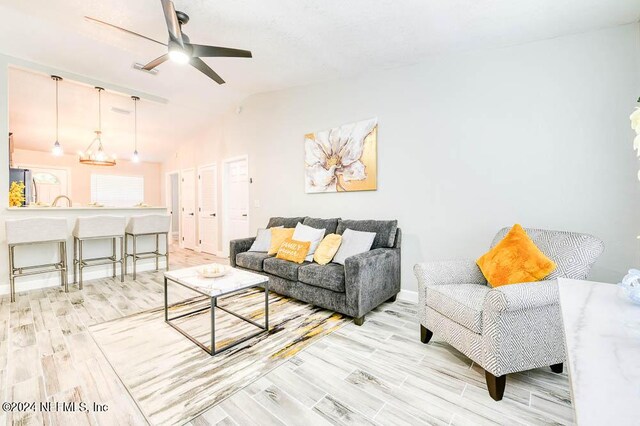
[164, 265, 269, 356]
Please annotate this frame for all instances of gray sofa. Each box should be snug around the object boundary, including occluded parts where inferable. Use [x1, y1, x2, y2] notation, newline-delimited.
[230, 216, 401, 325]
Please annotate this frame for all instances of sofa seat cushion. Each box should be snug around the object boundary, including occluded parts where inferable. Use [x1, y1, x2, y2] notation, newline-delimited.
[427, 284, 490, 334]
[263, 257, 309, 281]
[298, 263, 345, 293]
[236, 252, 272, 272]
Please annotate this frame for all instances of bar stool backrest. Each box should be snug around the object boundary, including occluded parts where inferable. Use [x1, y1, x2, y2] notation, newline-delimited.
[126, 214, 171, 235]
[6, 218, 68, 245]
[73, 216, 126, 239]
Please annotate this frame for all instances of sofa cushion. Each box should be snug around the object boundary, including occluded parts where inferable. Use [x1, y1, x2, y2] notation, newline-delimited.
[263, 257, 310, 281]
[267, 217, 306, 229]
[426, 284, 490, 334]
[299, 263, 346, 293]
[236, 252, 271, 272]
[336, 219, 398, 249]
[302, 217, 340, 235]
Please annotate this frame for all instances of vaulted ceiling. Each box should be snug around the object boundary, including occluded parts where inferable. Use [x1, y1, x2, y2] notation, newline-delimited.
[1, 0, 639, 161]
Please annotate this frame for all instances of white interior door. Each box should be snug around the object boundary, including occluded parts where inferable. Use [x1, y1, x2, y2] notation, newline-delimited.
[224, 157, 250, 252]
[180, 169, 197, 250]
[198, 164, 218, 254]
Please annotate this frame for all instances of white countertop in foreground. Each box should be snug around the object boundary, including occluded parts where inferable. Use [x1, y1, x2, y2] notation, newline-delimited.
[558, 278, 640, 426]
[6, 206, 166, 211]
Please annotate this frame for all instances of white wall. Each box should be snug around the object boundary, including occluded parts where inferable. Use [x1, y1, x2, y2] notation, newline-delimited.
[168, 23, 640, 292]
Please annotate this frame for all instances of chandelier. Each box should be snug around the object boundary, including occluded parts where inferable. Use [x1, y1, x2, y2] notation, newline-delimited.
[79, 87, 116, 166]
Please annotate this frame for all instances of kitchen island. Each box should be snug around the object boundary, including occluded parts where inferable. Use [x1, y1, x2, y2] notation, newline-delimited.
[3, 206, 169, 295]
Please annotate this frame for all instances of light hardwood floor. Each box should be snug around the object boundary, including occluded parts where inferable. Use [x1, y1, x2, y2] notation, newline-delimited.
[0, 246, 573, 426]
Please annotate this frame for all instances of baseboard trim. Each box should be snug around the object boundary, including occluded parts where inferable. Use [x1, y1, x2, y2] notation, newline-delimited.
[397, 289, 418, 303]
[0, 258, 166, 296]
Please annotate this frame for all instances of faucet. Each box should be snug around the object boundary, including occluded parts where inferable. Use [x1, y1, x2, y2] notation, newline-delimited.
[52, 195, 72, 207]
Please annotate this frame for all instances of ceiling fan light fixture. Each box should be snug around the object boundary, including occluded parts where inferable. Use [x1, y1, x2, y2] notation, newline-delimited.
[168, 47, 190, 64]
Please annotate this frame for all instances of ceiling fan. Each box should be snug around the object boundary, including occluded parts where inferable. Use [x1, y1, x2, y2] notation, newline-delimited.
[85, 0, 252, 84]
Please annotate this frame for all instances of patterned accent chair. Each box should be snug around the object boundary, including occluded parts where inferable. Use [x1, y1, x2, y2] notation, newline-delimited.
[414, 227, 604, 401]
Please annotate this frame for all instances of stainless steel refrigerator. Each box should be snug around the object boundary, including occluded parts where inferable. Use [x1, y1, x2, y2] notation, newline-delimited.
[9, 168, 34, 206]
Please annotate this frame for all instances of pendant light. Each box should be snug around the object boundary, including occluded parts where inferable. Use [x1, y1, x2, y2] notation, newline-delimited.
[131, 96, 140, 163]
[51, 75, 63, 156]
[79, 87, 116, 166]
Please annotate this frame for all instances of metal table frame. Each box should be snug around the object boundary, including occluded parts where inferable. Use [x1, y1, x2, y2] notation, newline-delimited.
[164, 275, 269, 356]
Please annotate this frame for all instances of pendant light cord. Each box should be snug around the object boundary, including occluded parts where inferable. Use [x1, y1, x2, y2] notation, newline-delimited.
[55, 78, 59, 142]
[134, 97, 138, 151]
[98, 88, 102, 132]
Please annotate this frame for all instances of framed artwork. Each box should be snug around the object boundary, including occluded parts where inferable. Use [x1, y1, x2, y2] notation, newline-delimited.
[304, 118, 377, 193]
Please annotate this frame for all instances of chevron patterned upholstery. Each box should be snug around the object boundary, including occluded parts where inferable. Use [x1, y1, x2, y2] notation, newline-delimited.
[415, 227, 604, 379]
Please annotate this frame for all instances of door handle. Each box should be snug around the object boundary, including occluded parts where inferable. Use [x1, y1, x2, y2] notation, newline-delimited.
[189, 213, 195, 216]
[210, 213, 216, 217]
[242, 214, 248, 217]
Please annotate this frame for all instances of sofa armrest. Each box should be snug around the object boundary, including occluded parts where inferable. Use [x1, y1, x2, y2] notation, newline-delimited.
[229, 237, 256, 267]
[481, 280, 565, 375]
[484, 280, 558, 312]
[345, 248, 401, 317]
[414, 260, 486, 289]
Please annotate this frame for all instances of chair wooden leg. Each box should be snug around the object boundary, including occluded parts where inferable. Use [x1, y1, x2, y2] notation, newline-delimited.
[420, 325, 433, 344]
[550, 363, 563, 374]
[485, 371, 506, 401]
[354, 316, 365, 326]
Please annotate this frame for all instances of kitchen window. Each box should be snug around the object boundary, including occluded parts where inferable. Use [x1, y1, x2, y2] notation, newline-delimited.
[91, 174, 144, 207]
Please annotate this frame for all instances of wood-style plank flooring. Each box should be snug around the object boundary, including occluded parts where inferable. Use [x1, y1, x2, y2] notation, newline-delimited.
[0, 245, 573, 425]
[192, 302, 574, 426]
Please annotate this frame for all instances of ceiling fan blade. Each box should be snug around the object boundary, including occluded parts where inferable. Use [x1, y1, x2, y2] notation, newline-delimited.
[190, 58, 225, 84]
[189, 44, 252, 58]
[143, 54, 169, 70]
[161, 0, 184, 47]
[84, 16, 166, 46]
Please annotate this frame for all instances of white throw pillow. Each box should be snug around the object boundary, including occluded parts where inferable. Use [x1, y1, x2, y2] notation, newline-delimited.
[332, 228, 376, 265]
[248, 226, 282, 252]
[292, 223, 326, 261]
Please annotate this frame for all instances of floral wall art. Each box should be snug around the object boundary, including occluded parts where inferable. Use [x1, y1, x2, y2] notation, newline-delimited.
[304, 118, 378, 193]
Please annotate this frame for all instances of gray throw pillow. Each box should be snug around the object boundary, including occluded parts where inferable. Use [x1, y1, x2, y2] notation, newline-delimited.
[332, 228, 376, 265]
[248, 226, 283, 252]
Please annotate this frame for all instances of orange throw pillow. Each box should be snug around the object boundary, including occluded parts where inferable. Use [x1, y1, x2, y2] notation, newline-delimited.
[476, 224, 556, 288]
[268, 228, 295, 255]
[276, 238, 311, 264]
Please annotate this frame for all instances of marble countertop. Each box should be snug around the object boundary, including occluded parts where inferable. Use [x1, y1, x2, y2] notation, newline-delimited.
[165, 265, 268, 297]
[6, 206, 167, 211]
[558, 278, 640, 426]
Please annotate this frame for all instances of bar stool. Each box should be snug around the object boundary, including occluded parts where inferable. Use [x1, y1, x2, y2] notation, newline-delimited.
[73, 216, 126, 289]
[125, 214, 171, 280]
[6, 218, 68, 302]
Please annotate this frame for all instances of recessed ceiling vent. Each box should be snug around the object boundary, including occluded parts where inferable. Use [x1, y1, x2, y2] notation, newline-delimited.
[111, 107, 131, 115]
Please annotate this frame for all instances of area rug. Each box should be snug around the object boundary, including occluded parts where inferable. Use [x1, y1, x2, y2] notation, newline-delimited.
[89, 289, 348, 426]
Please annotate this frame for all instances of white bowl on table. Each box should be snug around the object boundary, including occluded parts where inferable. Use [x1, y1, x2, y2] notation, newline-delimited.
[197, 264, 230, 278]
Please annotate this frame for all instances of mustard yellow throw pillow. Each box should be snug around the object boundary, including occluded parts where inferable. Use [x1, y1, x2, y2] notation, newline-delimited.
[276, 238, 311, 264]
[476, 224, 556, 288]
[313, 234, 343, 265]
[268, 228, 295, 255]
